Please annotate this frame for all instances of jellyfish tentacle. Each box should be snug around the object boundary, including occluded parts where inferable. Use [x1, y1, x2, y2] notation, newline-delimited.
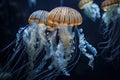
[3, 26, 26, 72]
[10, 48, 26, 73]
[1, 26, 29, 80]
[26, 56, 48, 80]
[105, 45, 120, 61]
[0, 40, 15, 53]
[38, 69, 58, 80]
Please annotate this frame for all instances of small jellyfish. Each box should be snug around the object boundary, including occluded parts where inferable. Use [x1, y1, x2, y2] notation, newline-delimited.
[99, 0, 120, 61]
[78, 0, 101, 21]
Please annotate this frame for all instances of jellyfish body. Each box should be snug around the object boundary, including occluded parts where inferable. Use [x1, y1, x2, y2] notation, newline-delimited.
[47, 6, 83, 75]
[78, 0, 100, 21]
[99, 0, 120, 61]
[47, 6, 97, 75]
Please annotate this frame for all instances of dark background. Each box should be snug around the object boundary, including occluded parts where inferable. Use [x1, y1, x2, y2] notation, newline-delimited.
[0, 0, 119, 80]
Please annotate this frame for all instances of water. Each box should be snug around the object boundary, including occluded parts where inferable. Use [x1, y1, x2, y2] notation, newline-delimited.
[0, 0, 119, 80]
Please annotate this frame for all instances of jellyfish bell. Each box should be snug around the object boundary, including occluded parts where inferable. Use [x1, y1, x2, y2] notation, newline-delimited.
[79, 0, 93, 9]
[78, 0, 100, 21]
[28, 10, 48, 28]
[48, 7, 82, 26]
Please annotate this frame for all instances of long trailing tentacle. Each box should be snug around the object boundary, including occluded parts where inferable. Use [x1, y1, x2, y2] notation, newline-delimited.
[0, 25, 29, 80]
[2, 26, 28, 72]
[98, 17, 120, 60]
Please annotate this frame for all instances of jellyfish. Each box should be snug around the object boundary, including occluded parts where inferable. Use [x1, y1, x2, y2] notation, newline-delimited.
[22, 10, 60, 80]
[47, 6, 97, 76]
[23, 10, 52, 77]
[98, 0, 120, 61]
[47, 6, 82, 76]
[0, 10, 52, 80]
[78, 0, 101, 21]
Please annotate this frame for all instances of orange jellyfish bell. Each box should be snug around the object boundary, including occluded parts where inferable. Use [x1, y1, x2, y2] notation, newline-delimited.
[78, 0, 93, 9]
[28, 10, 58, 31]
[47, 6, 82, 27]
[28, 10, 48, 26]
[101, 0, 120, 11]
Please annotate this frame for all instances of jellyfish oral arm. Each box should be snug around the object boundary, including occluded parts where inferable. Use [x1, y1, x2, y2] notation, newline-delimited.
[54, 41, 70, 76]
[47, 25, 75, 76]
[86, 42, 97, 56]
[58, 25, 74, 56]
[47, 30, 57, 52]
[78, 28, 97, 69]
